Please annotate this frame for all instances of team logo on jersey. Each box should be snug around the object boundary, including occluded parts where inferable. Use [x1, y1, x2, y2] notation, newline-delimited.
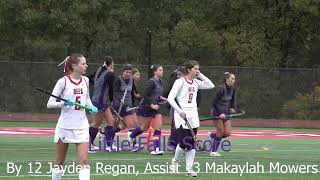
[188, 87, 195, 92]
[73, 88, 83, 95]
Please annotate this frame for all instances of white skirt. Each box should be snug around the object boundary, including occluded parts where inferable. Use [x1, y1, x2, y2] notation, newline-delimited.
[174, 108, 199, 129]
[54, 127, 89, 143]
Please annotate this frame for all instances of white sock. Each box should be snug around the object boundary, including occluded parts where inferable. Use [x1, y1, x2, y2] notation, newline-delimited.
[79, 167, 90, 180]
[174, 144, 185, 162]
[185, 149, 195, 171]
[52, 168, 63, 180]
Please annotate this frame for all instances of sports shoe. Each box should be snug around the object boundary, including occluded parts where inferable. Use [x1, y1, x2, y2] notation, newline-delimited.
[170, 158, 179, 173]
[150, 147, 164, 155]
[128, 136, 145, 152]
[186, 169, 197, 177]
[105, 145, 122, 152]
[132, 144, 144, 152]
[128, 132, 136, 148]
[210, 151, 221, 157]
[88, 144, 100, 153]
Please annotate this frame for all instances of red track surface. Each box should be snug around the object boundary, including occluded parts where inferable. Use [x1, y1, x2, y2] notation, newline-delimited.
[0, 128, 320, 139]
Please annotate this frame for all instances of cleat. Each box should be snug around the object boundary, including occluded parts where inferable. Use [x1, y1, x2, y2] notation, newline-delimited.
[131, 144, 144, 152]
[210, 152, 221, 157]
[128, 133, 144, 152]
[150, 147, 164, 155]
[186, 169, 197, 177]
[105, 145, 122, 152]
[88, 144, 100, 153]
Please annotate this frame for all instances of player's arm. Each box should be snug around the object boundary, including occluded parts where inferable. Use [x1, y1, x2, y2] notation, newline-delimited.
[143, 80, 156, 106]
[230, 88, 236, 112]
[84, 76, 99, 114]
[167, 79, 183, 114]
[113, 76, 121, 93]
[211, 85, 223, 107]
[163, 72, 177, 98]
[197, 73, 215, 89]
[106, 72, 115, 102]
[47, 78, 65, 108]
[132, 82, 136, 97]
[132, 82, 141, 98]
[84, 76, 93, 107]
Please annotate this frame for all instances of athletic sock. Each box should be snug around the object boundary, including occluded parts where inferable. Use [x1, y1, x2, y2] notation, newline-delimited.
[128, 128, 135, 142]
[104, 126, 114, 147]
[114, 127, 121, 133]
[153, 130, 161, 151]
[79, 167, 90, 180]
[174, 144, 185, 162]
[185, 149, 196, 171]
[52, 168, 63, 180]
[130, 127, 143, 139]
[211, 133, 222, 152]
[89, 126, 99, 145]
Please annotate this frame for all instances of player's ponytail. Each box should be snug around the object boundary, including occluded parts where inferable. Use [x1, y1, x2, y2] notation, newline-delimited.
[58, 54, 84, 75]
[150, 64, 162, 78]
[223, 72, 233, 83]
[177, 65, 186, 75]
[104, 56, 113, 67]
[57, 56, 70, 75]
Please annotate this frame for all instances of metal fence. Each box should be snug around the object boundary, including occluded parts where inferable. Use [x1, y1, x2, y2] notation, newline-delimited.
[1, 61, 320, 120]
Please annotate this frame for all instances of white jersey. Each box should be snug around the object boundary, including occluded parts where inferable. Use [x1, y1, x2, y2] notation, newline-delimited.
[168, 73, 214, 129]
[47, 75, 93, 129]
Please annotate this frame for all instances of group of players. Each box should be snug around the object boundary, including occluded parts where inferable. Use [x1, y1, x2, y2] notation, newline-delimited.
[47, 54, 236, 179]
[88, 57, 166, 155]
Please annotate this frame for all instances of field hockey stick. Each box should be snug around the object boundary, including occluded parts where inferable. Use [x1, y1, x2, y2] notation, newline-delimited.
[35, 87, 92, 111]
[118, 88, 128, 114]
[110, 107, 127, 129]
[126, 106, 139, 112]
[199, 110, 246, 121]
[113, 88, 128, 128]
[184, 117, 203, 150]
[126, 99, 167, 112]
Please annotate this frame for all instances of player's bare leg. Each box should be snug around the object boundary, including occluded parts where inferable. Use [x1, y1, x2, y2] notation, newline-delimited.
[139, 116, 152, 131]
[223, 120, 232, 138]
[52, 139, 68, 180]
[125, 114, 138, 129]
[76, 143, 90, 180]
